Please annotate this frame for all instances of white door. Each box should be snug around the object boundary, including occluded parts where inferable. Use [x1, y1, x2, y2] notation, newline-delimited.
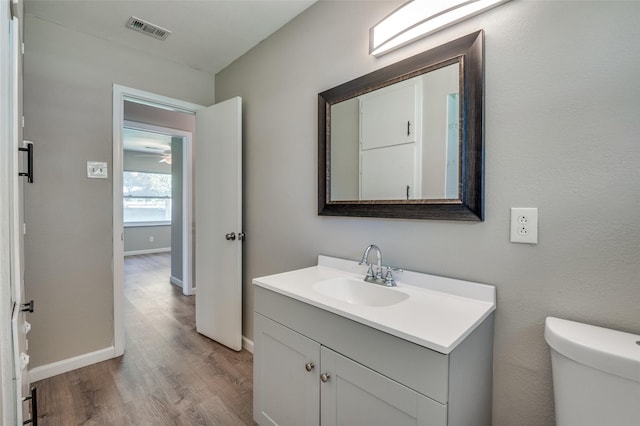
[359, 78, 422, 200]
[195, 97, 243, 351]
[2, 9, 31, 424]
[360, 143, 418, 200]
[10, 12, 31, 424]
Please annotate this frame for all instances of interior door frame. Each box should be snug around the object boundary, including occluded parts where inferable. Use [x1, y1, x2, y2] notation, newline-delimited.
[113, 84, 204, 356]
[1, 4, 18, 423]
[122, 120, 194, 295]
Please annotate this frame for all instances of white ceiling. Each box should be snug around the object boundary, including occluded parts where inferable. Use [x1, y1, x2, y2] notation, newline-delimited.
[25, 0, 317, 75]
[123, 127, 172, 154]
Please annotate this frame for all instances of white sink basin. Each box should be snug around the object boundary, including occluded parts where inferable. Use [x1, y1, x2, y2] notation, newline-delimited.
[312, 277, 409, 307]
[253, 255, 496, 353]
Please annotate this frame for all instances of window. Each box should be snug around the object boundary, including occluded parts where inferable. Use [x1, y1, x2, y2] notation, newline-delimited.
[123, 171, 172, 224]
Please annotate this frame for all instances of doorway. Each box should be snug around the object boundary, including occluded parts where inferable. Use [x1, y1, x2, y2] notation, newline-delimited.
[113, 85, 244, 356]
[113, 85, 204, 356]
[122, 118, 193, 294]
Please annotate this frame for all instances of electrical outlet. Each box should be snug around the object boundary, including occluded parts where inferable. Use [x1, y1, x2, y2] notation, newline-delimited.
[510, 208, 538, 244]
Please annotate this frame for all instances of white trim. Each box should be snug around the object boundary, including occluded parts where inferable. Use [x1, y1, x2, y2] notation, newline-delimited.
[29, 347, 115, 383]
[1, 4, 17, 423]
[169, 275, 183, 287]
[124, 221, 171, 228]
[113, 84, 204, 356]
[124, 248, 171, 257]
[242, 336, 254, 354]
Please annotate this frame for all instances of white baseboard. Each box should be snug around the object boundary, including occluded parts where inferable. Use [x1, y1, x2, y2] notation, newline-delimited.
[29, 346, 115, 382]
[242, 336, 254, 353]
[124, 248, 171, 256]
[170, 275, 183, 287]
[29, 338, 253, 383]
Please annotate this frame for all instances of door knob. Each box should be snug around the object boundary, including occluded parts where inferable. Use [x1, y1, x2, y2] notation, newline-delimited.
[225, 232, 236, 241]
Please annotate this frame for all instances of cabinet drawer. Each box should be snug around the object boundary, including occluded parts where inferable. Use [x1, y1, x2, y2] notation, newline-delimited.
[255, 286, 449, 403]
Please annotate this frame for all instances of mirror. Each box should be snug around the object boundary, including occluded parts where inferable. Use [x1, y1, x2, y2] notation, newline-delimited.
[318, 31, 484, 221]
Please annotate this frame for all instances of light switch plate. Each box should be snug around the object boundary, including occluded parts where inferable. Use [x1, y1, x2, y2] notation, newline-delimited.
[87, 161, 108, 178]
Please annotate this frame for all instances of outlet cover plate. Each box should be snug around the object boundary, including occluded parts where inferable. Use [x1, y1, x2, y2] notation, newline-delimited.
[510, 207, 538, 244]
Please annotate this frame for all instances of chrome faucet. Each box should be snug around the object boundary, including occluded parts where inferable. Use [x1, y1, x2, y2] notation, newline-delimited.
[359, 245, 401, 287]
[359, 244, 383, 283]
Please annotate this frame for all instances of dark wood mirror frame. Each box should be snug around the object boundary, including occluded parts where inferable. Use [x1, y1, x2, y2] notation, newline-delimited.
[318, 30, 484, 221]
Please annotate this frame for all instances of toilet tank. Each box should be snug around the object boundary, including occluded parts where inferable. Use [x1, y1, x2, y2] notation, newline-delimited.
[545, 317, 640, 426]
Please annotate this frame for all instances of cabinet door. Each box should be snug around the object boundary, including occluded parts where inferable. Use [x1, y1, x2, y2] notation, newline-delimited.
[320, 347, 447, 426]
[360, 80, 418, 150]
[254, 314, 320, 426]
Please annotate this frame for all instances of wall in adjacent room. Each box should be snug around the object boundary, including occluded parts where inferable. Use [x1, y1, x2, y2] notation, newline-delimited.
[23, 14, 213, 368]
[215, 1, 640, 425]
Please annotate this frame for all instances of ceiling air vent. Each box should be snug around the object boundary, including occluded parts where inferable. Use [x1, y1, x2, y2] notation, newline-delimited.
[126, 16, 171, 41]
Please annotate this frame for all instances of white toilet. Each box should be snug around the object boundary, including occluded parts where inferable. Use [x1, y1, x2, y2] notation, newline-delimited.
[545, 317, 640, 426]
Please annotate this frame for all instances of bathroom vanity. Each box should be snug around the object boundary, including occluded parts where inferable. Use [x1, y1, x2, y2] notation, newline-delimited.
[253, 256, 496, 426]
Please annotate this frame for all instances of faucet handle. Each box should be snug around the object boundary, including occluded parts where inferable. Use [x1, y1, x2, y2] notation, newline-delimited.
[382, 266, 402, 287]
[366, 264, 376, 279]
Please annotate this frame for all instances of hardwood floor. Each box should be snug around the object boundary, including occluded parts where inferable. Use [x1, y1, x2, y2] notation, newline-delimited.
[33, 253, 254, 425]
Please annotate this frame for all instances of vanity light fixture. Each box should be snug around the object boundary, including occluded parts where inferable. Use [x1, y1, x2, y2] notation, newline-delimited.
[370, 0, 510, 56]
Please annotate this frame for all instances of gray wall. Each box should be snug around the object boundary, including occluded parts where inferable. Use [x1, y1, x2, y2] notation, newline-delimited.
[420, 65, 458, 198]
[124, 101, 196, 133]
[23, 14, 213, 368]
[215, 1, 640, 425]
[123, 225, 171, 254]
[330, 98, 359, 200]
[171, 137, 183, 281]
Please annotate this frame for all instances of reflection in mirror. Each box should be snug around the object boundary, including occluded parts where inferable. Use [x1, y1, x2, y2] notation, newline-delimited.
[330, 63, 460, 201]
[318, 30, 484, 221]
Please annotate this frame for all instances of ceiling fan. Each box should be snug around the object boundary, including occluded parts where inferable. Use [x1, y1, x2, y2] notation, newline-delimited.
[132, 147, 172, 165]
[159, 150, 172, 165]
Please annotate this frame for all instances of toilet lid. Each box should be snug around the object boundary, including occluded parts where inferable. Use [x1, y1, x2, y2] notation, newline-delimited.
[545, 317, 640, 383]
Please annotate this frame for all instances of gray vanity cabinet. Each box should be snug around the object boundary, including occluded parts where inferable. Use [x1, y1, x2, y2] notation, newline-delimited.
[253, 286, 494, 426]
[254, 313, 445, 426]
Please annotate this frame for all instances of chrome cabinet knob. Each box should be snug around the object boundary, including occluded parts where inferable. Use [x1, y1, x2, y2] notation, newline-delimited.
[320, 373, 330, 383]
[305, 362, 314, 372]
[225, 232, 236, 241]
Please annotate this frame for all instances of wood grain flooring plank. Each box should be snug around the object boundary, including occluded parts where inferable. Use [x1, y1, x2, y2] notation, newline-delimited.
[33, 253, 255, 425]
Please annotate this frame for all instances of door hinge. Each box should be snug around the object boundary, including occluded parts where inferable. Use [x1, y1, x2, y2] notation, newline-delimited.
[22, 116, 25, 128]
[22, 42, 25, 55]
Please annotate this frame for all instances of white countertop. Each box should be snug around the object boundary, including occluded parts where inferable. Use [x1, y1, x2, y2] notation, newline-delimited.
[253, 255, 496, 354]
